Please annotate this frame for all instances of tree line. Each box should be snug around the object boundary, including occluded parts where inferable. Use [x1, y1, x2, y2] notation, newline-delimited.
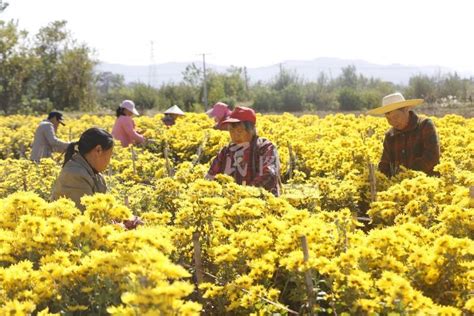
[1, 3, 473, 114]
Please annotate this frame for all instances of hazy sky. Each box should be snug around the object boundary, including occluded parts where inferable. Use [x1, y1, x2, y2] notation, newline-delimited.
[3, 0, 474, 71]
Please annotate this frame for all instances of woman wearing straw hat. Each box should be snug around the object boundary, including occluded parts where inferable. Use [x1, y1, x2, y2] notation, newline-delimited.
[367, 92, 440, 177]
[111, 100, 146, 147]
[162, 105, 185, 126]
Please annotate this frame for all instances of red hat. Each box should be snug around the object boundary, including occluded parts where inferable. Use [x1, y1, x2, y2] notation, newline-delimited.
[222, 106, 256, 124]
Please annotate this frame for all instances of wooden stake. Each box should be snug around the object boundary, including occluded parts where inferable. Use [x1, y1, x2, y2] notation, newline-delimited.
[192, 231, 204, 301]
[368, 162, 377, 202]
[19, 143, 26, 158]
[470, 186, 474, 199]
[287, 141, 295, 180]
[192, 133, 209, 167]
[163, 140, 174, 177]
[300, 235, 315, 316]
[131, 146, 137, 175]
[124, 196, 129, 207]
[22, 173, 27, 191]
[68, 127, 72, 142]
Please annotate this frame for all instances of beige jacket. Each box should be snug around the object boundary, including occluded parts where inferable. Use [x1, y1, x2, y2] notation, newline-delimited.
[30, 120, 69, 161]
[51, 153, 107, 211]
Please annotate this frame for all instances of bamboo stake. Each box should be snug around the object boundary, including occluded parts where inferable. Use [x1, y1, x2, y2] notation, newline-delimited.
[163, 140, 174, 177]
[131, 146, 136, 175]
[192, 231, 204, 301]
[192, 133, 209, 167]
[300, 235, 315, 316]
[19, 143, 26, 158]
[368, 162, 377, 202]
[287, 141, 295, 180]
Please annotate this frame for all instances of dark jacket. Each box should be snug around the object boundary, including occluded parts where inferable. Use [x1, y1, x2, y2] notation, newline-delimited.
[51, 153, 107, 210]
[379, 111, 440, 177]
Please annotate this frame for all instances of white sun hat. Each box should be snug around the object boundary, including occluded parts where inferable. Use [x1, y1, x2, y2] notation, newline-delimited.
[120, 100, 139, 115]
[367, 92, 424, 115]
[164, 105, 185, 115]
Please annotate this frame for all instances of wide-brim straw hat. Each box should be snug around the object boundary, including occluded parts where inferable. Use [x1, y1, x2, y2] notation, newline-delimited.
[164, 105, 185, 115]
[367, 92, 424, 115]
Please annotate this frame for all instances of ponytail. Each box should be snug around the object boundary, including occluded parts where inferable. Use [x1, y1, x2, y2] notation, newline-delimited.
[116, 106, 126, 117]
[63, 141, 79, 166]
[63, 128, 114, 167]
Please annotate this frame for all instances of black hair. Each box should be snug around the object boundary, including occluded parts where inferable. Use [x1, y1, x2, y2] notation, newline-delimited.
[242, 121, 256, 135]
[64, 128, 114, 166]
[116, 107, 126, 117]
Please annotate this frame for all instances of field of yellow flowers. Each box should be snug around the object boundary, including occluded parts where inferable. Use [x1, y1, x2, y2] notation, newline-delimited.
[0, 112, 473, 315]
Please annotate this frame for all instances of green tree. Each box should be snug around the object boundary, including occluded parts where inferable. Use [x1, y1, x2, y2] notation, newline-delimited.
[56, 45, 97, 111]
[338, 87, 364, 111]
[224, 66, 247, 99]
[0, 17, 34, 113]
[131, 83, 160, 110]
[405, 75, 436, 102]
[95, 72, 127, 109]
[280, 84, 304, 111]
[182, 63, 202, 87]
[338, 65, 358, 89]
[272, 67, 301, 91]
[439, 72, 466, 99]
[32, 20, 97, 111]
[159, 83, 198, 111]
[207, 73, 226, 105]
[252, 85, 282, 112]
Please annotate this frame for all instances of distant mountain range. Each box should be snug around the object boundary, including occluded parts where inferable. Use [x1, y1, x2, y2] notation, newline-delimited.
[96, 57, 472, 87]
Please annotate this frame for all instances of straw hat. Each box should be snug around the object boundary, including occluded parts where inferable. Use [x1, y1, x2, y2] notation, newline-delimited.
[367, 93, 423, 115]
[164, 105, 185, 115]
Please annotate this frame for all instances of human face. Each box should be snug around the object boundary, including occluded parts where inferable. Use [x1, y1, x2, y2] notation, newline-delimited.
[50, 117, 61, 130]
[228, 122, 252, 144]
[124, 108, 134, 116]
[384, 108, 410, 130]
[86, 145, 113, 173]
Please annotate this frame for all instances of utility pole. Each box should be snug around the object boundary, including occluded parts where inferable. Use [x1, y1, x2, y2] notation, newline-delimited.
[244, 66, 249, 93]
[148, 41, 157, 87]
[202, 53, 208, 108]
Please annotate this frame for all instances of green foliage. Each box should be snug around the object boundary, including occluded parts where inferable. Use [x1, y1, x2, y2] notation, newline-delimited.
[130, 83, 160, 110]
[405, 75, 437, 102]
[1, 4, 473, 114]
[95, 72, 127, 109]
[252, 85, 280, 112]
[159, 83, 198, 111]
[338, 65, 358, 89]
[0, 17, 97, 113]
[0, 19, 34, 114]
[338, 88, 365, 111]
